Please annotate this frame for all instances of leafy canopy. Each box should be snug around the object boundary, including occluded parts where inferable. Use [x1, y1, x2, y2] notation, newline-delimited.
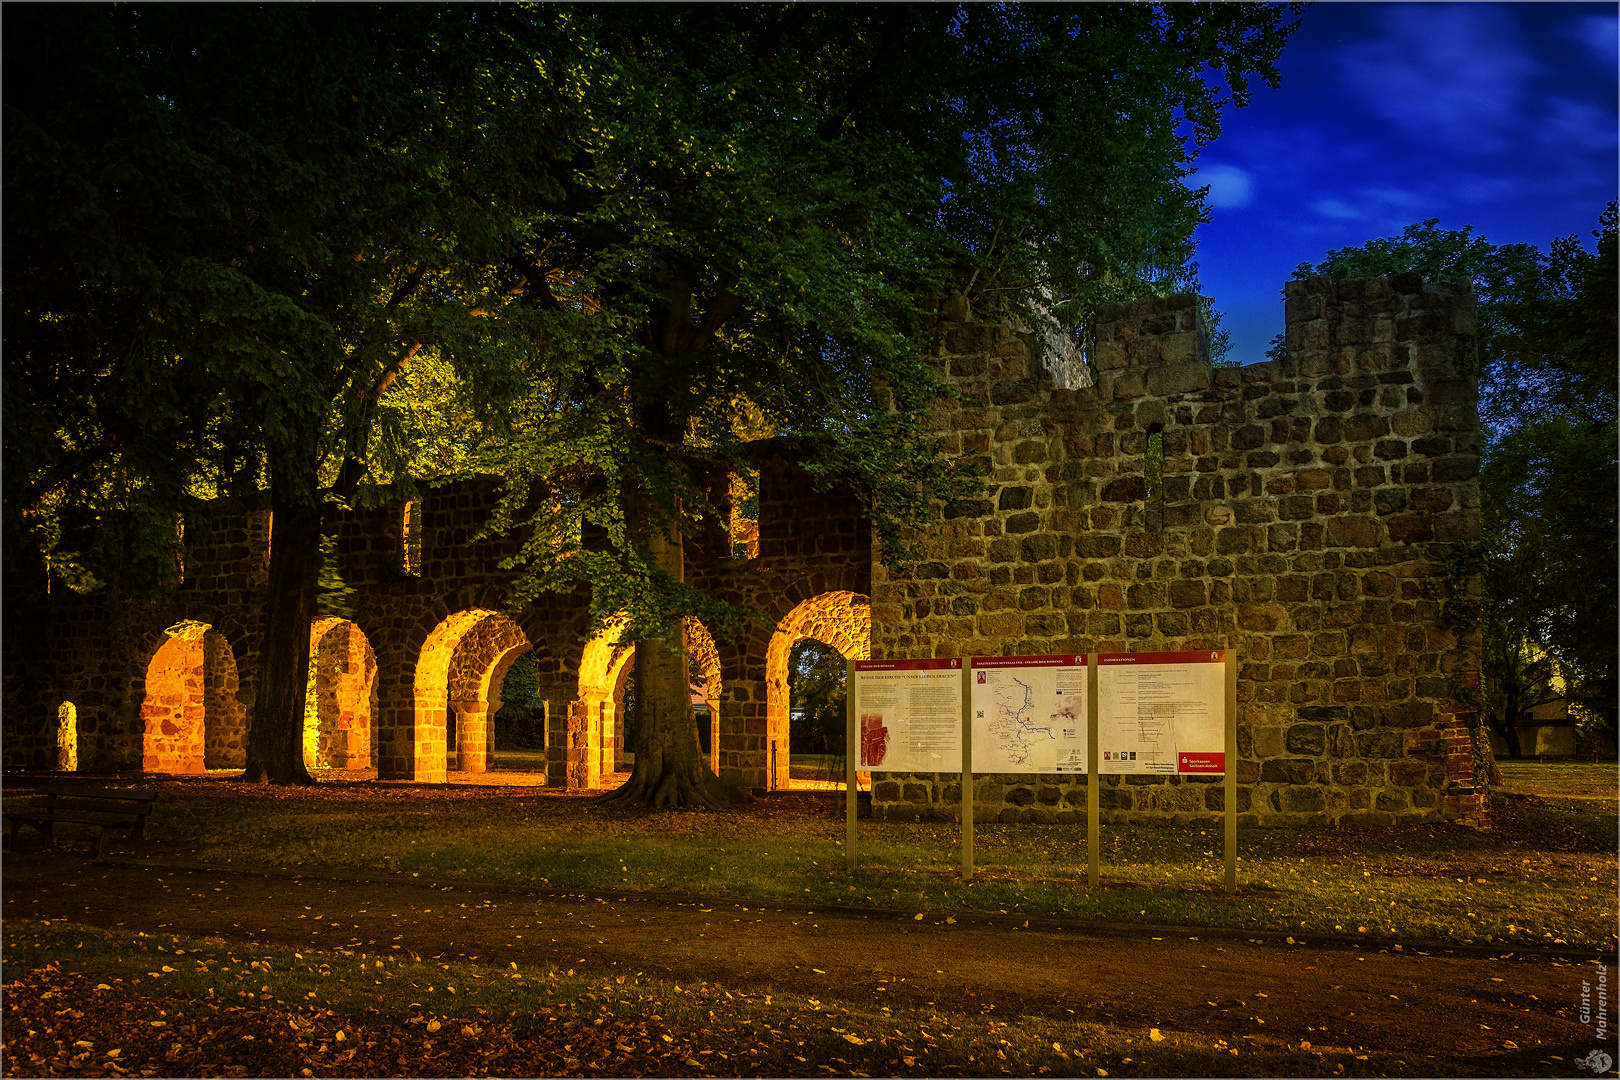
[449, 4, 1300, 645]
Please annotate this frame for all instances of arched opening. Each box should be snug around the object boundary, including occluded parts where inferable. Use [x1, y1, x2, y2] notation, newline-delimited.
[490, 652, 547, 772]
[686, 621, 723, 774]
[416, 609, 532, 781]
[765, 592, 871, 790]
[575, 618, 722, 788]
[141, 622, 245, 774]
[605, 647, 636, 777]
[303, 618, 378, 771]
[56, 702, 77, 772]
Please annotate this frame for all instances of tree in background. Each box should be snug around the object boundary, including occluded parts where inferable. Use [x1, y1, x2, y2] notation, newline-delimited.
[1292, 207, 1618, 757]
[4, 5, 579, 782]
[788, 640, 849, 761]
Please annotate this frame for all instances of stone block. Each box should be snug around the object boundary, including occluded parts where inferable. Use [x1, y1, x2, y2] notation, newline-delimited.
[1326, 517, 1379, 547]
[1375, 789, 1410, 811]
[1252, 725, 1286, 758]
[1283, 785, 1325, 812]
[1260, 758, 1316, 784]
[1145, 361, 1211, 396]
[1356, 730, 1405, 758]
[998, 486, 1033, 511]
[1286, 723, 1327, 755]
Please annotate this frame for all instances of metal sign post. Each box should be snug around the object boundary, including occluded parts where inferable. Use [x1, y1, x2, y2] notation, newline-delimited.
[1087, 654, 1100, 889]
[1225, 648, 1238, 893]
[961, 661, 974, 881]
[846, 658, 857, 871]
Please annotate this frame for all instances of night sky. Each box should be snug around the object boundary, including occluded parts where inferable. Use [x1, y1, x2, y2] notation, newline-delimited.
[1192, 2, 1619, 364]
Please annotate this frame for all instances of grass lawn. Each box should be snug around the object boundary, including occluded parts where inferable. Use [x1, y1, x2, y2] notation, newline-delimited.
[1497, 759, 1618, 801]
[12, 762, 1610, 952]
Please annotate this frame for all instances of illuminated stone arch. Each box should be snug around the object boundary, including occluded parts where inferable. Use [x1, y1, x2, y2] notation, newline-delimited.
[685, 620, 723, 774]
[410, 609, 534, 780]
[139, 622, 246, 774]
[573, 618, 723, 788]
[764, 591, 871, 790]
[444, 612, 531, 773]
[303, 618, 379, 771]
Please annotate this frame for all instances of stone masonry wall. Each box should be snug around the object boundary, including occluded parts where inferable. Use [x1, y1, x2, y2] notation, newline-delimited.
[870, 275, 1488, 827]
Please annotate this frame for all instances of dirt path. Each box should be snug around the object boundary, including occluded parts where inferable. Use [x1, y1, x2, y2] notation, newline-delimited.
[3, 850, 1604, 1074]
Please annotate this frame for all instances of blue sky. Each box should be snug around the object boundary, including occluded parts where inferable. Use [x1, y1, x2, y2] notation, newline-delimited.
[1191, 2, 1619, 364]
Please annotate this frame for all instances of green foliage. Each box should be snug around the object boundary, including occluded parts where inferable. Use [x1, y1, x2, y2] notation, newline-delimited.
[788, 640, 847, 756]
[479, 4, 1299, 646]
[4, 3, 576, 580]
[5, 5, 1301, 786]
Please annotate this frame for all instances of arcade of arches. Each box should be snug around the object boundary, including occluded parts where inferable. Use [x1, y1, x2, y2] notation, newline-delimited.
[122, 595, 869, 791]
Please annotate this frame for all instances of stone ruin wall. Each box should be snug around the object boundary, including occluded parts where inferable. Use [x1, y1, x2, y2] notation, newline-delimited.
[869, 274, 1488, 827]
[3, 274, 1491, 827]
[2, 502, 272, 773]
[687, 441, 873, 791]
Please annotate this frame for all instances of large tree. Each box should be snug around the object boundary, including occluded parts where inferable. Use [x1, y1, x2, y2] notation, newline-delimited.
[3, 5, 579, 782]
[461, 5, 1300, 807]
[1294, 207, 1619, 756]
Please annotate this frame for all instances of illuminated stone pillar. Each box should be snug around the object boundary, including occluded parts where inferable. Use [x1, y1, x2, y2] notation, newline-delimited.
[56, 703, 77, 772]
[456, 701, 489, 773]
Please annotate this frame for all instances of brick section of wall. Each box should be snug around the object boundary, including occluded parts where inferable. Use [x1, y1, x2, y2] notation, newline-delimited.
[871, 276, 1488, 827]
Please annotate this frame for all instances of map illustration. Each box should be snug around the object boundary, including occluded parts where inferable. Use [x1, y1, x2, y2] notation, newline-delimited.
[988, 677, 1057, 766]
[970, 659, 1087, 773]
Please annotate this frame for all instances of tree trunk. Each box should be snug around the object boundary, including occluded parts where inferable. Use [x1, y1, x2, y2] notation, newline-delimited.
[600, 480, 744, 810]
[240, 486, 318, 785]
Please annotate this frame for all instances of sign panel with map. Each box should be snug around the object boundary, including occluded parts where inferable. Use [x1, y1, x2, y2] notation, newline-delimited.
[1097, 650, 1226, 775]
[969, 655, 1088, 773]
[852, 659, 964, 772]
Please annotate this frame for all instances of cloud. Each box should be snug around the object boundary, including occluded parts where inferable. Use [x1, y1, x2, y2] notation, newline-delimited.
[1306, 186, 1448, 229]
[1539, 97, 1620, 151]
[1455, 176, 1519, 204]
[1193, 164, 1255, 209]
[1311, 198, 1364, 221]
[1339, 5, 1539, 154]
[1361, 186, 1427, 212]
[1570, 14, 1619, 68]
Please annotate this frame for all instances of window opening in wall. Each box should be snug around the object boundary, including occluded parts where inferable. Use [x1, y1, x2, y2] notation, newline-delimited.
[402, 499, 422, 576]
[729, 471, 759, 559]
[1145, 428, 1165, 533]
[317, 532, 357, 618]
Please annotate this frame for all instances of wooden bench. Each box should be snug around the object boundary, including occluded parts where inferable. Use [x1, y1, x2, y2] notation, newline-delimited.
[4, 785, 157, 858]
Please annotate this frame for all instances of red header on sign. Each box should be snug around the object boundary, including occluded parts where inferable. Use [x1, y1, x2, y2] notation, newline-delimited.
[969, 654, 1085, 669]
[1178, 752, 1226, 774]
[853, 658, 962, 672]
[1098, 649, 1225, 666]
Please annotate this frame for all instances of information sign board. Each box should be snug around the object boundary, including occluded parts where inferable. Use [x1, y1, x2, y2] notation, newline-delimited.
[1097, 650, 1226, 775]
[969, 655, 1088, 773]
[852, 658, 963, 772]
